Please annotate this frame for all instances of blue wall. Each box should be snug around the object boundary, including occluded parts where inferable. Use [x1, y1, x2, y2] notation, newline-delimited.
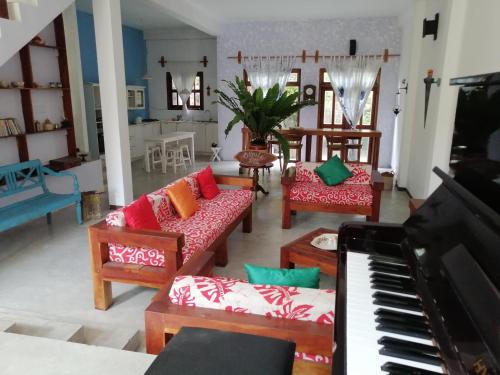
[76, 11, 149, 123]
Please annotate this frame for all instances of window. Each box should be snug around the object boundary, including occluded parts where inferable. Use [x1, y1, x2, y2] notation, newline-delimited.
[318, 68, 379, 129]
[243, 68, 301, 128]
[166, 72, 204, 110]
[317, 68, 380, 162]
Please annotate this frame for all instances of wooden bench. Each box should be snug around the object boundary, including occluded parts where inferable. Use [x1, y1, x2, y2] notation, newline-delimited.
[88, 174, 253, 310]
[0, 159, 82, 232]
[145, 252, 333, 374]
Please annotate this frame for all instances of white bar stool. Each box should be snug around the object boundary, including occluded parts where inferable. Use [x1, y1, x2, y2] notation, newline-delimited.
[145, 144, 162, 173]
[165, 147, 186, 173]
[179, 144, 192, 165]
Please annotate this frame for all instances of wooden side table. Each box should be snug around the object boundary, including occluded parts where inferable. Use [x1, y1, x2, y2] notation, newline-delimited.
[280, 228, 338, 277]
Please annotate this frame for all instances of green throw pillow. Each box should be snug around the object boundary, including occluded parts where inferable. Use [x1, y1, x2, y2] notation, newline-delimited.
[315, 155, 352, 186]
[244, 264, 320, 289]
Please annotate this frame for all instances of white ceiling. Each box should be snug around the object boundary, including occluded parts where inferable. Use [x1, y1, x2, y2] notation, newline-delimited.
[75, 0, 188, 30]
[76, 0, 414, 33]
[186, 0, 414, 23]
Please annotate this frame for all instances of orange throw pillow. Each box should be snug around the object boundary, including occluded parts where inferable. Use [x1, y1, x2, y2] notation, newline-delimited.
[166, 179, 199, 219]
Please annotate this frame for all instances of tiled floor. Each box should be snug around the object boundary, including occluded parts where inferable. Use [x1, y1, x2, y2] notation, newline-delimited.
[0, 157, 410, 346]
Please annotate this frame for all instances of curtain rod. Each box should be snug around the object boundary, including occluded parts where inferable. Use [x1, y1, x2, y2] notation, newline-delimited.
[158, 55, 208, 68]
[227, 49, 399, 64]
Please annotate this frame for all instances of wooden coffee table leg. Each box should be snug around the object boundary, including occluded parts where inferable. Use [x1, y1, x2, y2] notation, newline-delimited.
[280, 248, 295, 269]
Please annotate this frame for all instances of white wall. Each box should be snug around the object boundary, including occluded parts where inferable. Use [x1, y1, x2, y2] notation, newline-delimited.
[145, 27, 218, 122]
[396, 0, 500, 198]
[216, 18, 402, 164]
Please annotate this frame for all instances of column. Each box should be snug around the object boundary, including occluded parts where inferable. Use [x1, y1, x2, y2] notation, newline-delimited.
[92, 0, 133, 206]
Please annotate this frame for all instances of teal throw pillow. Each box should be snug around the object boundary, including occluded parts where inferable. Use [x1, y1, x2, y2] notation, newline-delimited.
[315, 155, 352, 186]
[244, 264, 320, 289]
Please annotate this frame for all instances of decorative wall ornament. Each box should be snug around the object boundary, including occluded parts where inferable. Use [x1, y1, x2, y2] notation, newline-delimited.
[423, 69, 441, 127]
[422, 13, 439, 40]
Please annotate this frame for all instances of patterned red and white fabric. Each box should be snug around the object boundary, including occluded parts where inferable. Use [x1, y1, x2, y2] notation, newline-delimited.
[295, 162, 323, 184]
[168, 275, 335, 364]
[344, 163, 372, 185]
[106, 189, 253, 267]
[289, 181, 373, 206]
[295, 161, 372, 186]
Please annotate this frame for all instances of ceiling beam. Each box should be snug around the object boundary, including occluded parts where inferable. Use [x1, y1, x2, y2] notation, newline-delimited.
[150, 0, 222, 36]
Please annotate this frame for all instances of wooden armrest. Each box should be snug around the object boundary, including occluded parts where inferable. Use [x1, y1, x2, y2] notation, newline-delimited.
[152, 251, 215, 302]
[214, 174, 253, 188]
[370, 170, 384, 190]
[281, 167, 296, 186]
[89, 220, 184, 253]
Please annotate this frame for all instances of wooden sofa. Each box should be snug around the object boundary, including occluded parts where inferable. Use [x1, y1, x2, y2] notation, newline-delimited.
[281, 161, 384, 229]
[88, 172, 253, 310]
[145, 252, 335, 374]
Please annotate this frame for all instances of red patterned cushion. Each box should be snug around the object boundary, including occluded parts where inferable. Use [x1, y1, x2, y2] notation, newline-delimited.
[107, 190, 253, 266]
[344, 163, 372, 185]
[168, 276, 336, 324]
[169, 275, 335, 364]
[295, 162, 322, 183]
[289, 182, 372, 206]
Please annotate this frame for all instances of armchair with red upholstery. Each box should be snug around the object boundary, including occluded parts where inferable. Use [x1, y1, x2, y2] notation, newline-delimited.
[281, 162, 384, 229]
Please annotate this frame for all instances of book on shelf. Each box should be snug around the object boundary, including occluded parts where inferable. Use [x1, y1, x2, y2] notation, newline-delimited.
[0, 118, 23, 137]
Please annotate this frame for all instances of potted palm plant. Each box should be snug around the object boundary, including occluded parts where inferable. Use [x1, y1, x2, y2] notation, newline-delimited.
[215, 77, 315, 164]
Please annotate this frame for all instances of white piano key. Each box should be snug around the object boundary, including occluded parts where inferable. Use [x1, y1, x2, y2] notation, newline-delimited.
[345, 252, 445, 374]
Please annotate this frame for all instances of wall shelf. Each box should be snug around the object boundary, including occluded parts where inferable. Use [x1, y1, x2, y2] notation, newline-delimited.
[28, 42, 65, 51]
[0, 14, 76, 164]
[27, 127, 73, 135]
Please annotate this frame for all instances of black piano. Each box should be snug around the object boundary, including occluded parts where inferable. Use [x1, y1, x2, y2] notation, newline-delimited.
[333, 167, 500, 374]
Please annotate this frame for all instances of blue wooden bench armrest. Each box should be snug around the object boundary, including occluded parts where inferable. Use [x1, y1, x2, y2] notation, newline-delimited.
[41, 166, 80, 193]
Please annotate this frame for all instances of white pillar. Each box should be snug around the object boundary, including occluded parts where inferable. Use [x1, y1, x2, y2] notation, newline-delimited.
[92, 0, 133, 206]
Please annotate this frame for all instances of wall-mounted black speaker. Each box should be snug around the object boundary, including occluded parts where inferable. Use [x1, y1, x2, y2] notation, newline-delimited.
[422, 13, 439, 40]
[349, 39, 357, 56]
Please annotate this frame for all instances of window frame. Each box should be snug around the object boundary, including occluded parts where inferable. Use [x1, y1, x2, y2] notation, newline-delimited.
[317, 67, 380, 130]
[166, 71, 204, 110]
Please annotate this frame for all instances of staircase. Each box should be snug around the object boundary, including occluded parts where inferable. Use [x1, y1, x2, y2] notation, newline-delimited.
[0, 0, 74, 67]
[0, 307, 155, 374]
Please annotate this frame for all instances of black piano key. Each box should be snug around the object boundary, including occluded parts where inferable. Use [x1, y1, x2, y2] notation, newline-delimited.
[381, 361, 442, 374]
[375, 316, 429, 332]
[370, 263, 411, 277]
[369, 254, 407, 266]
[379, 347, 442, 366]
[375, 308, 428, 326]
[371, 280, 417, 295]
[371, 272, 416, 286]
[378, 336, 440, 356]
[372, 291, 421, 310]
[376, 322, 433, 340]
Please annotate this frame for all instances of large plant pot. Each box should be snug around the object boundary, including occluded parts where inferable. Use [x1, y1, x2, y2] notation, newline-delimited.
[248, 143, 267, 151]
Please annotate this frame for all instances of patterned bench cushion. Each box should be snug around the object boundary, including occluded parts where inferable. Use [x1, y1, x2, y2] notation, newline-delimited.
[295, 161, 372, 185]
[289, 181, 373, 206]
[169, 275, 335, 364]
[105, 172, 252, 267]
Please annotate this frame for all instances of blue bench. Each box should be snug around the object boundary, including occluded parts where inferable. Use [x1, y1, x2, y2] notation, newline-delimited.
[0, 159, 82, 232]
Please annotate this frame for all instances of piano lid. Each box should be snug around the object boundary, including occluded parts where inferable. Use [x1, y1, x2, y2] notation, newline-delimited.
[403, 167, 500, 373]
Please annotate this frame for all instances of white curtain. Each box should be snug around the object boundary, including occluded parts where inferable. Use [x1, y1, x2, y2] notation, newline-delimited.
[325, 56, 381, 127]
[170, 63, 198, 115]
[243, 56, 295, 95]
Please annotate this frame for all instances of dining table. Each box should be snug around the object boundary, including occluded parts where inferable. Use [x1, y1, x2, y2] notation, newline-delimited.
[144, 131, 195, 173]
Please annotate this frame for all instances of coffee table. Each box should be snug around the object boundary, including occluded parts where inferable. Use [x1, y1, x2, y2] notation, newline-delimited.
[280, 228, 338, 277]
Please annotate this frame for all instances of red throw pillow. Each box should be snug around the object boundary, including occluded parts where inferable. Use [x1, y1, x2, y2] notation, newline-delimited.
[196, 166, 220, 199]
[123, 195, 161, 230]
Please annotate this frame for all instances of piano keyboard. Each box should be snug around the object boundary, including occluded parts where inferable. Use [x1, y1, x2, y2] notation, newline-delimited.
[346, 252, 446, 374]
